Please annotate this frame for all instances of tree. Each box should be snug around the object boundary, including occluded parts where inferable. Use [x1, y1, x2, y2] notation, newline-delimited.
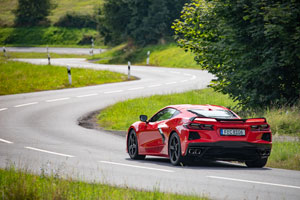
[173, 0, 300, 108]
[14, 0, 56, 26]
[99, 0, 186, 46]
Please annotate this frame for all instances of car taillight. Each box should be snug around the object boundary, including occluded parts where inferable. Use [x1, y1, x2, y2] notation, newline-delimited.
[184, 123, 214, 130]
[251, 124, 270, 131]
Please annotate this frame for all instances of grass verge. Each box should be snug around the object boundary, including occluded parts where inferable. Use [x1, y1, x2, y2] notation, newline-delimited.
[0, 167, 205, 200]
[3, 51, 89, 59]
[267, 141, 300, 170]
[0, 59, 133, 95]
[0, 27, 103, 47]
[90, 43, 199, 69]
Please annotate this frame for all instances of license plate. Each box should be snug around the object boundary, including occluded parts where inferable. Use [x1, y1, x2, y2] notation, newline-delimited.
[220, 129, 245, 136]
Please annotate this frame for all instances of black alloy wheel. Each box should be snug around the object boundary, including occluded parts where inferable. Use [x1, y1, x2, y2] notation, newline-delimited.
[169, 133, 183, 165]
[128, 130, 145, 160]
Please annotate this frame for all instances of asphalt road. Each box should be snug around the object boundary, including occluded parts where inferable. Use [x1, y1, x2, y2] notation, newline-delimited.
[1, 58, 300, 200]
[6, 47, 105, 55]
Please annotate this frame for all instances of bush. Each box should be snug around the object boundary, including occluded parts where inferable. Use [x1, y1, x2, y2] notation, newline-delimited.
[14, 0, 56, 27]
[173, 0, 300, 108]
[54, 12, 97, 29]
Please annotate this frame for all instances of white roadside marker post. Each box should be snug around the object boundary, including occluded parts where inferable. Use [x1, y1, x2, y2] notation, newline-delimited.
[146, 51, 151, 65]
[3, 47, 7, 58]
[67, 65, 72, 85]
[128, 61, 131, 80]
[91, 38, 94, 56]
[47, 46, 51, 65]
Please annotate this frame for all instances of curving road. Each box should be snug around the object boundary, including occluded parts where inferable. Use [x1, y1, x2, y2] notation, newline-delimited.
[0, 58, 300, 200]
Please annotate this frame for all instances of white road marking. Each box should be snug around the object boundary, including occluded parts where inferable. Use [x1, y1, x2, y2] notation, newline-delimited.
[128, 87, 144, 91]
[46, 97, 70, 102]
[166, 82, 177, 85]
[0, 108, 8, 112]
[184, 73, 192, 76]
[180, 80, 188, 83]
[148, 84, 162, 88]
[0, 138, 13, 144]
[77, 93, 98, 98]
[99, 161, 175, 173]
[208, 176, 300, 190]
[191, 75, 197, 80]
[104, 90, 123, 94]
[14, 102, 38, 107]
[25, 147, 74, 158]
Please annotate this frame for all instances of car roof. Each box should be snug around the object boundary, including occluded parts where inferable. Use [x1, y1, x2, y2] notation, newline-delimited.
[167, 104, 229, 111]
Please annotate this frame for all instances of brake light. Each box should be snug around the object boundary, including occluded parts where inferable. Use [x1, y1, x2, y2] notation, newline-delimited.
[246, 118, 266, 123]
[251, 124, 270, 131]
[194, 118, 217, 122]
[184, 123, 214, 130]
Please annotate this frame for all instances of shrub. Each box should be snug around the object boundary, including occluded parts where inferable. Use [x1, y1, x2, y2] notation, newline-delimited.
[54, 12, 97, 29]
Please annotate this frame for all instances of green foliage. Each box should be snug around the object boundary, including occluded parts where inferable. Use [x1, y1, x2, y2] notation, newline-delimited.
[98, 0, 186, 46]
[54, 12, 97, 29]
[173, 0, 300, 108]
[0, 27, 100, 46]
[14, 0, 56, 26]
[0, 167, 206, 200]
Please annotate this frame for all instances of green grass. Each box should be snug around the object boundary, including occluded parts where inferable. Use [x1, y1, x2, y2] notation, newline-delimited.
[97, 89, 237, 131]
[0, 167, 206, 200]
[90, 43, 199, 69]
[267, 141, 300, 170]
[0, 27, 103, 47]
[4, 51, 89, 59]
[0, 59, 132, 95]
[0, 0, 103, 27]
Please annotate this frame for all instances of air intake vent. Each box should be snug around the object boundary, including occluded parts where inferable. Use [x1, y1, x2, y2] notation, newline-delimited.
[262, 133, 271, 142]
[189, 131, 200, 140]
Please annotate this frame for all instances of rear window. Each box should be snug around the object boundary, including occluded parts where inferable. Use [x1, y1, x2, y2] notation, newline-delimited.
[188, 109, 237, 119]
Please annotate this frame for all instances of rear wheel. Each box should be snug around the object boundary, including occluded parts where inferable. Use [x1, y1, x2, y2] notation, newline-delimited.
[245, 158, 268, 168]
[169, 133, 184, 166]
[127, 130, 145, 160]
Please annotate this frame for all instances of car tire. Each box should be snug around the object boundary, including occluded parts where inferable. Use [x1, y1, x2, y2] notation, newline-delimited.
[245, 158, 268, 168]
[168, 132, 184, 166]
[127, 129, 145, 160]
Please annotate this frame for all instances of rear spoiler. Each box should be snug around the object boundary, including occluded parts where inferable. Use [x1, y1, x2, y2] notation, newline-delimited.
[190, 117, 267, 123]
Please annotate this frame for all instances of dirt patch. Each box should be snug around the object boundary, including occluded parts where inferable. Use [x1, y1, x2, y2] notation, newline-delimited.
[77, 110, 126, 137]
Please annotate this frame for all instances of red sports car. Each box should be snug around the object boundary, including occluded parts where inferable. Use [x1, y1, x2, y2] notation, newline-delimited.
[126, 105, 272, 167]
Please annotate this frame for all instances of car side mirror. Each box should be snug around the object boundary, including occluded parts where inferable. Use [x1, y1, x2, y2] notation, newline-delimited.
[140, 115, 148, 122]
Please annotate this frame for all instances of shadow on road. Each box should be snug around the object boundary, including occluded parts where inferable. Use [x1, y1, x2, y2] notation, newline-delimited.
[125, 157, 271, 171]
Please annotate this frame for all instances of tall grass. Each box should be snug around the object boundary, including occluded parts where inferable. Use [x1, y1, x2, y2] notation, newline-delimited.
[0, 167, 206, 200]
[267, 141, 300, 170]
[98, 89, 237, 131]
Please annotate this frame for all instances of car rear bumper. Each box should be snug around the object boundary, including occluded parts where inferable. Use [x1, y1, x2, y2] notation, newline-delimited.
[185, 141, 271, 161]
